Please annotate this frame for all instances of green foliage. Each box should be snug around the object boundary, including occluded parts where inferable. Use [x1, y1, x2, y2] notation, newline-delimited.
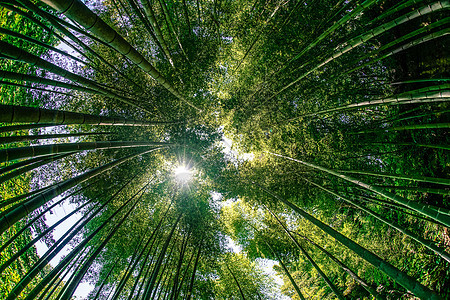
[0, 0, 449, 299]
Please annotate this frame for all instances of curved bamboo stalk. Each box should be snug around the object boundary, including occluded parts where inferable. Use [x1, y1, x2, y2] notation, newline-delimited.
[0, 42, 149, 111]
[140, 0, 175, 67]
[40, 247, 91, 300]
[170, 230, 189, 299]
[262, 205, 345, 300]
[113, 204, 171, 299]
[119, 0, 167, 60]
[336, 170, 450, 186]
[142, 214, 181, 300]
[0, 27, 86, 64]
[225, 263, 247, 300]
[0, 104, 174, 126]
[173, 244, 196, 299]
[287, 0, 379, 65]
[254, 183, 442, 300]
[265, 242, 306, 300]
[288, 87, 450, 121]
[0, 195, 94, 274]
[15, 174, 141, 300]
[369, 0, 434, 24]
[92, 263, 117, 300]
[0, 180, 98, 255]
[15, 0, 147, 93]
[0, 152, 75, 187]
[109, 236, 148, 299]
[344, 20, 450, 76]
[5, 198, 101, 300]
[233, 2, 281, 74]
[0, 80, 74, 97]
[306, 179, 450, 264]
[363, 142, 450, 151]
[0, 123, 62, 134]
[0, 1, 95, 65]
[274, 1, 450, 99]
[0, 70, 127, 102]
[377, 185, 450, 196]
[41, 0, 200, 110]
[1, 153, 61, 176]
[0, 140, 170, 163]
[293, 231, 381, 299]
[0, 147, 163, 236]
[158, 0, 189, 63]
[267, 152, 450, 227]
[360, 123, 450, 134]
[185, 243, 201, 300]
[58, 186, 145, 299]
[0, 131, 110, 144]
[127, 230, 164, 300]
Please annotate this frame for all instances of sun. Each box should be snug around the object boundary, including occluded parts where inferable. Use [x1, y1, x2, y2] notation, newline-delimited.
[174, 165, 192, 183]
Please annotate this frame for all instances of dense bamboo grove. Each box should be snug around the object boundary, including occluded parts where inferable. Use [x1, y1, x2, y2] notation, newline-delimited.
[0, 0, 449, 299]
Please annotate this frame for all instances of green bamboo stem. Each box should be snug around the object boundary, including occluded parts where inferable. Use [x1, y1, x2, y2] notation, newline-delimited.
[267, 152, 450, 228]
[288, 0, 380, 64]
[0, 80, 74, 97]
[361, 123, 450, 134]
[0, 140, 170, 163]
[263, 205, 345, 300]
[1, 153, 59, 176]
[15, 0, 146, 93]
[255, 183, 442, 299]
[173, 245, 196, 299]
[0, 70, 124, 102]
[114, 204, 171, 300]
[0, 147, 162, 236]
[186, 242, 201, 300]
[58, 187, 144, 299]
[306, 179, 450, 264]
[0, 131, 110, 144]
[336, 170, 450, 186]
[377, 185, 450, 196]
[41, 0, 200, 110]
[369, 0, 422, 24]
[0, 152, 75, 186]
[140, 0, 174, 67]
[127, 231, 164, 300]
[0, 104, 173, 126]
[363, 142, 450, 151]
[170, 231, 189, 299]
[0, 41, 149, 111]
[17, 175, 142, 300]
[274, 1, 450, 99]
[0, 123, 61, 134]
[158, 0, 189, 63]
[5, 198, 101, 300]
[40, 247, 91, 300]
[265, 241, 306, 300]
[120, 0, 166, 58]
[0, 181, 98, 255]
[0, 196, 94, 274]
[391, 79, 450, 85]
[142, 214, 181, 300]
[0, 1, 95, 65]
[225, 263, 247, 300]
[344, 20, 450, 76]
[92, 263, 117, 300]
[289, 89, 450, 120]
[362, 109, 450, 130]
[292, 231, 381, 299]
[110, 239, 147, 299]
[0, 27, 86, 64]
